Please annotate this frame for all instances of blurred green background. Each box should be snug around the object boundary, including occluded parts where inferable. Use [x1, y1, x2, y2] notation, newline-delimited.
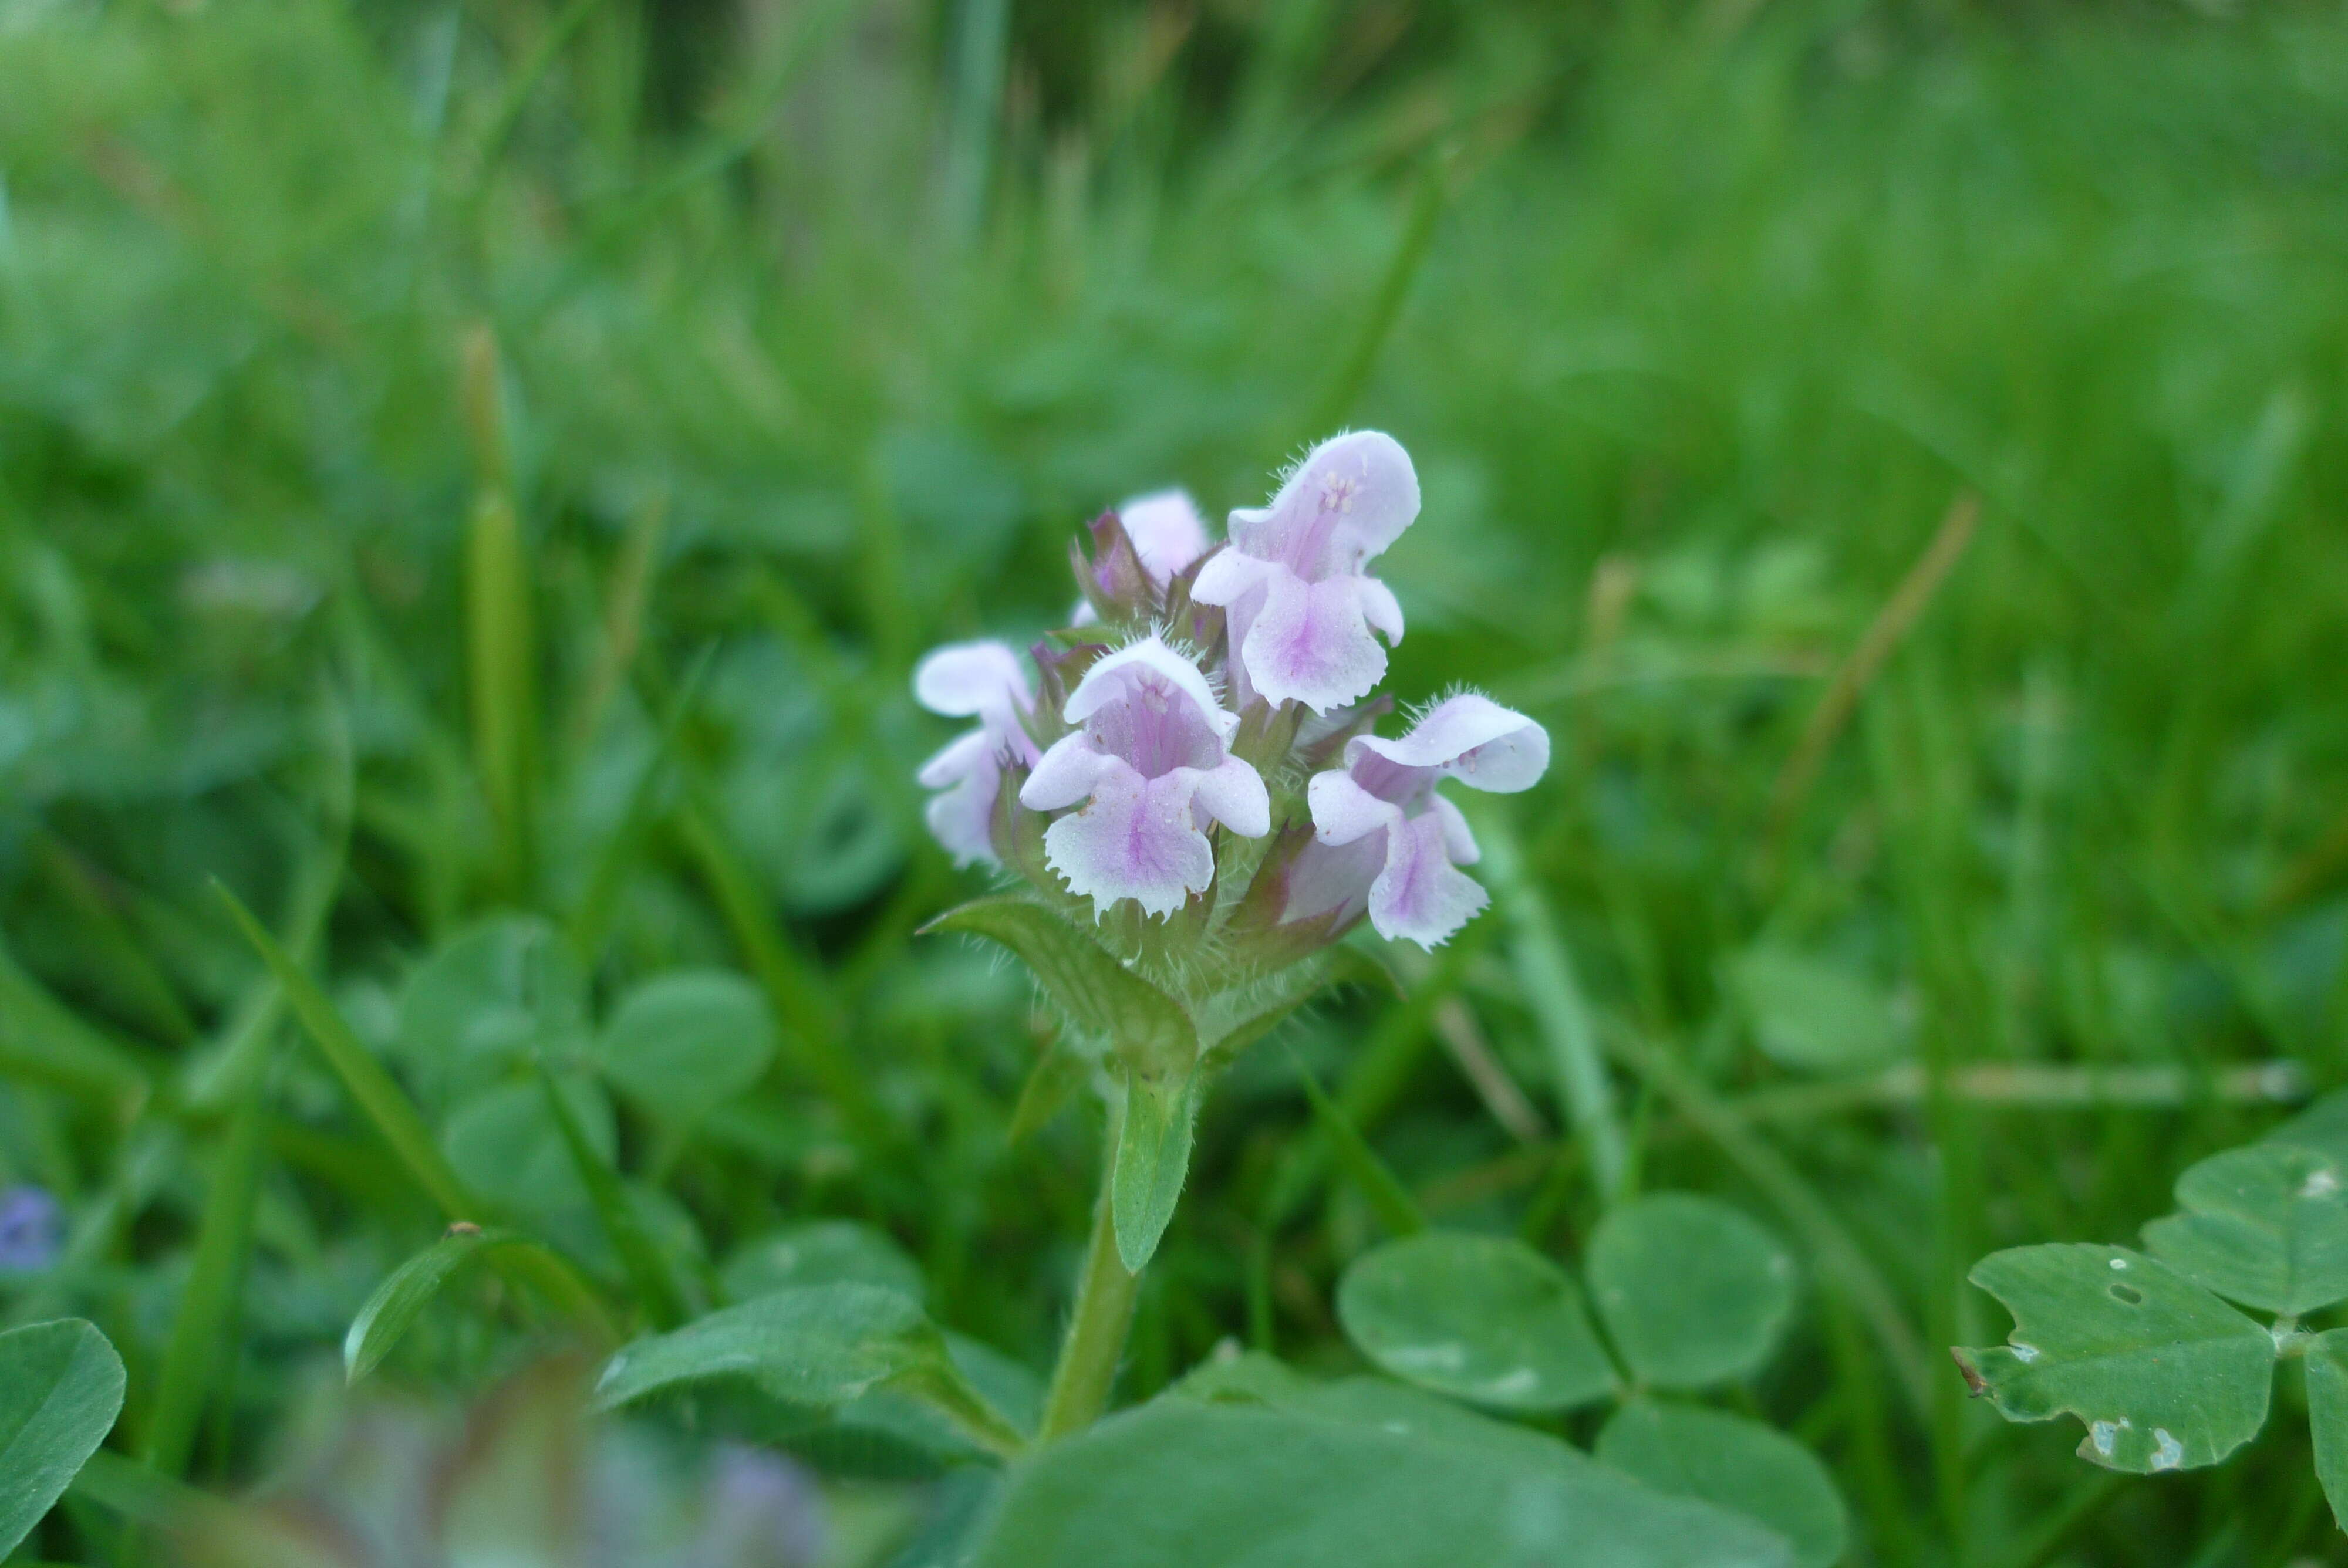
[5, 0, 2348, 1562]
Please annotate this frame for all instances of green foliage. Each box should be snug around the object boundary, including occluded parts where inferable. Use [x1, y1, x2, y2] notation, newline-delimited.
[0, 1321, 124, 1559]
[592, 1283, 1024, 1459]
[1728, 948, 1906, 1075]
[924, 897, 1195, 1073]
[2143, 1144, 2348, 1314]
[343, 1226, 608, 1383]
[1955, 1245, 2273, 1472]
[973, 1370, 1793, 1568]
[1587, 1195, 1800, 1390]
[1110, 1070, 1202, 1273]
[9, 0, 2348, 1560]
[1337, 1232, 1616, 1412]
[593, 969, 776, 1127]
[1598, 1401, 1848, 1568]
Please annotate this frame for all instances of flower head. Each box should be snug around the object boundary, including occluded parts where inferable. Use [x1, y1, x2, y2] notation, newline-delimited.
[1018, 635, 1270, 919]
[913, 640, 1037, 867]
[1191, 431, 1418, 714]
[1288, 694, 1550, 948]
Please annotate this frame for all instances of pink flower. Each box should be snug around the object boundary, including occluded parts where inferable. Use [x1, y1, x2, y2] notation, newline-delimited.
[913, 640, 1038, 867]
[1018, 636, 1271, 918]
[1290, 694, 1549, 948]
[1191, 431, 1419, 714]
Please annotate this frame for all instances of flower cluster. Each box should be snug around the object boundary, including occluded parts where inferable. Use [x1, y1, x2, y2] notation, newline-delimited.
[912, 432, 1549, 956]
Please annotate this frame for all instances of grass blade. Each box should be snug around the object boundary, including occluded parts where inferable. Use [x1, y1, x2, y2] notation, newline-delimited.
[211, 880, 477, 1222]
[536, 1066, 689, 1330]
[1290, 1051, 1425, 1238]
[143, 1040, 275, 1478]
[345, 1224, 614, 1383]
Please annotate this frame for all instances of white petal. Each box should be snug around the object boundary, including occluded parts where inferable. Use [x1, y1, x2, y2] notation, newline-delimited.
[1281, 831, 1384, 927]
[913, 640, 1031, 718]
[1190, 756, 1271, 838]
[1351, 693, 1549, 793]
[917, 728, 993, 790]
[1020, 733, 1114, 812]
[1357, 575, 1405, 646]
[1189, 546, 1271, 609]
[1065, 633, 1237, 742]
[1308, 769, 1404, 848]
[1118, 490, 1211, 581]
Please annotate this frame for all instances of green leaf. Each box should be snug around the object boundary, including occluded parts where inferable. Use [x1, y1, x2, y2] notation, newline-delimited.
[2141, 1143, 2348, 1315]
[924, 897, 1194, 1075]
[1587, 1194, 1799, 1388]
[396, 915, 589, 1103]
[2266, 1086, 2348, 1165]
[537, 1065, 691, 1329]
[1597, 1400, 1849, 1568]
[591, 1284, 1022, 1458]
[1953, 1243, 2274, 1472]
[1112, 1069, 1201, 1273]
[2300, 1328, 2348, 1532]
[973, 1372, 1792, 1568]
[593, 969, 776, 1127]
[442, 1073, 616, 1237]
[344, 1225, 613, 1383]
[214, 880, 479, 1222]
[1729, 947, 1905, 1074]
[720, 1219, 926, 1306]
[0, 1319, 127, 1560]
[1335, 1231, 1617, 1412]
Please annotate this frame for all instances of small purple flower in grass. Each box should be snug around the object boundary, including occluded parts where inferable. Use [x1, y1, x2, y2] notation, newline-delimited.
[914, 640, 1038, 868]
[1192, 431, 1419, 714]
[1291, 694, 1550, 948]
[1020, 635, 1271, 919]
[0, 1185, 62, 1272]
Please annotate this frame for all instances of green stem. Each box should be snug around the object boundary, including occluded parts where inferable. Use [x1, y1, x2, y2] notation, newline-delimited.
[1038, 1107, 1144, 1442]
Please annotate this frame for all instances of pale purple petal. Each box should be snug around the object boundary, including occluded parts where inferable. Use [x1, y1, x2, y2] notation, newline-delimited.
[1238, 567, 1389, 714]
[1431, 792, 1479, 865]
[1368, 810, 1490, 948]
[1190, 755, 1271, 838]
[1352, 694, 1549, 793]
[1226, 431, 1420, 580]
[1043, 764, 1216, 919]
[1021, 732, 1116, 811]
[1119, 490, 1210, 581]
[1281, 830, 1385, 928]
[1308, 769, 1403, 847]
[913, 640, 1032, 727]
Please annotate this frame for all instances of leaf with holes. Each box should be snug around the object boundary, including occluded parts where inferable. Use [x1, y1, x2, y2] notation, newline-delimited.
[2143, 1144, 2348, 1315]
[1953, 1245, 2273, 1473]
[923, 897, 1193, 1074]
[1598, 1400, 1848, 1568]
[0, 1319, 126, 1558]
[1337, 1232, 1617, 1412]
[1587, 1194, 1798, 1388]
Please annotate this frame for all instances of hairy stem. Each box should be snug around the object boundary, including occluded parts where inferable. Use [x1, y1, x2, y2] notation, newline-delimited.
[1038, 1103, 1144, 1441]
